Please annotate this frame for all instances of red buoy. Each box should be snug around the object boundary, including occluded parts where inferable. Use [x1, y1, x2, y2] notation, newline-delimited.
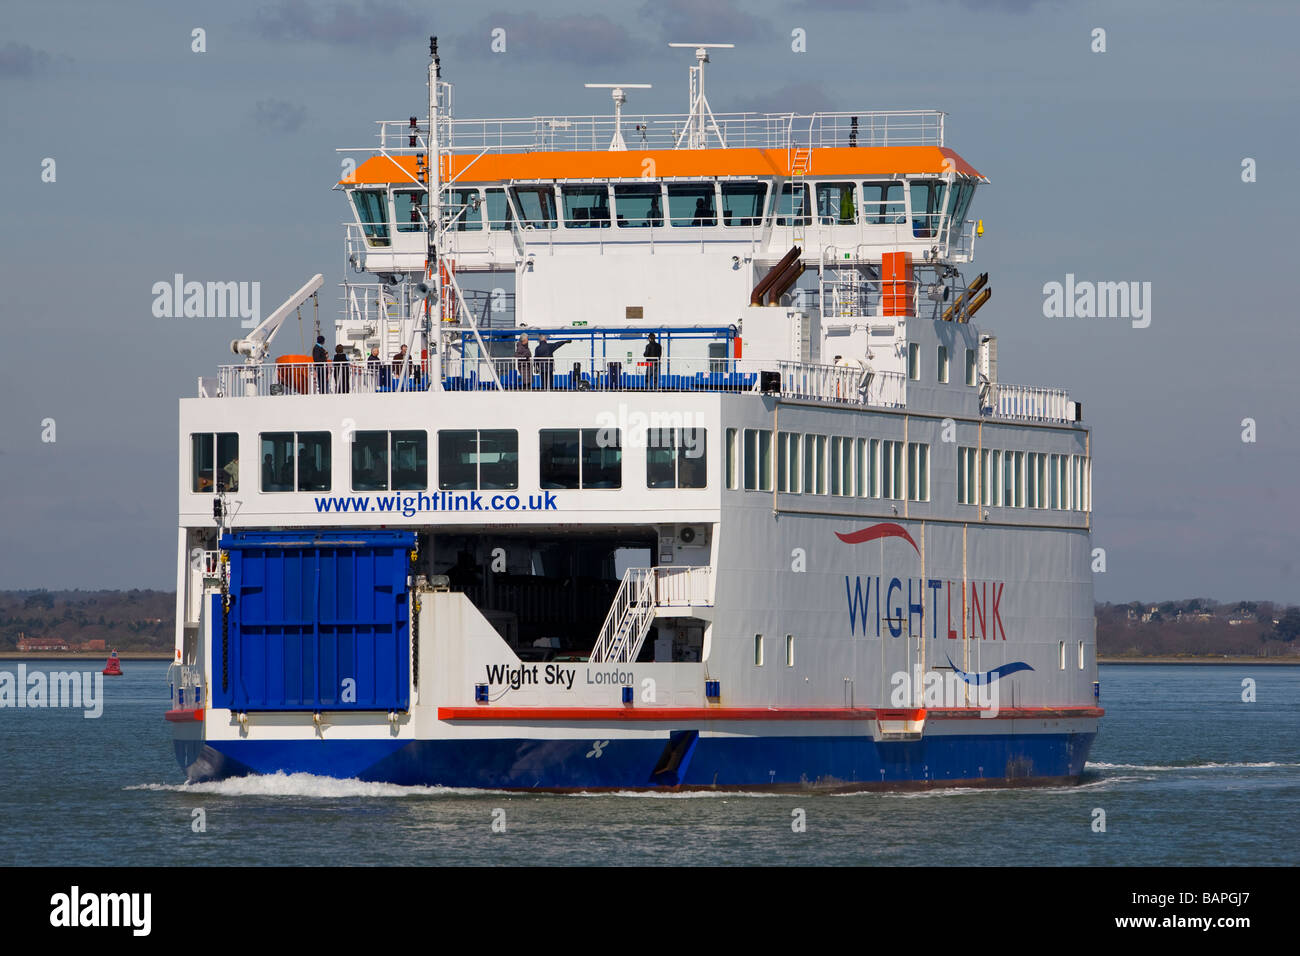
[103, 650, 123, 676]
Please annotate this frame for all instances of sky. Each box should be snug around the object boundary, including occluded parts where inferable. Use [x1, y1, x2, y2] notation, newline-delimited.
[0, 0, 1297, 603]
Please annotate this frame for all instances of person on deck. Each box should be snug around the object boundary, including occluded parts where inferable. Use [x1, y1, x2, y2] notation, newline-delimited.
[333, 344, 350, 393]
[532, 334, 570, 389]
[644, 333, 662, 389]
[312, 335, 329, 393]
[515, 333, 532, 390]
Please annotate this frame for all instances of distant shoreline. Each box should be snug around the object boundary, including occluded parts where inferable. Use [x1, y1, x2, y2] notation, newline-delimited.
[0, 652, 171, 661]
[1100, 656, 1299, 665]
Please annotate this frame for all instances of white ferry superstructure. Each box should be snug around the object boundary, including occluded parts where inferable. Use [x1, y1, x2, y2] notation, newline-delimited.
[168, 39, 1102, 790]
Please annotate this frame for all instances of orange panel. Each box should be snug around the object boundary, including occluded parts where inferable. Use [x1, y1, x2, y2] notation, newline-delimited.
[881, 251, 914, 317]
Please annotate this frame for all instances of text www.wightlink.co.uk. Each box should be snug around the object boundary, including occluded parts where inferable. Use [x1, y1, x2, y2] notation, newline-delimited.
[314, 490, 559, 516]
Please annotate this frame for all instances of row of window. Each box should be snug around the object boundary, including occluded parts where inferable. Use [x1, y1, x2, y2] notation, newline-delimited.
[725, 428, 931, 502]
[190, 428, 708, 494]
[910, 344, 979, 385]
[352, 177, 976, 243]
[956, 448, 1092, 511]
[753, 634, 796, 667]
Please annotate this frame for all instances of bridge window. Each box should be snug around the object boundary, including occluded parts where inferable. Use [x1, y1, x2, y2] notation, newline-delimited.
[614, 184, 663, 227]
[561, 185, 611, 229]
[816, 182, 856, 224]
[191, 433, 239, 493]
[540, 429, 621, 489]
[949, 181, 975, 227]
[351, 189, 390, 246]
[861, 181, 905, 224]
[445, 188, 481, 231]
[395, 189, 429, 232]
[721, 181, 766, 226]
[667, 183, 716, 227]
[485, 187, 512, 230]
[261, 431, 330, 493]
[439, 429, 518, 490]
[648, 428, 707, 489]
[352, 430, 427, 491]
[510, 186, 557, 229]
[776, 183, 810, 225]
[908, 179, 945, 239]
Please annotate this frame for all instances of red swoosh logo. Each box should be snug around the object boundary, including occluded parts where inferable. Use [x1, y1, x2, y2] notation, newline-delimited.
[834, 522, 919, 553]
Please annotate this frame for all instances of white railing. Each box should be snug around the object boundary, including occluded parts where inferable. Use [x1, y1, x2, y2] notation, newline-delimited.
[775, 362, 906, 408]
[167, 662, 204, 711]
[213, 363, 425, 397]
[444, 356, 766, 394]
[590, 567, 657, 664]
[653, 566, 714, 607]
[368, 110, 945, 154]
[989, 383, 1074, 423]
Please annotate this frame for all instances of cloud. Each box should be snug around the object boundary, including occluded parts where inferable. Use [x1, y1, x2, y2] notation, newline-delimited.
[253, 98, 309, 132]
[462, 12, 635, 64]
[729, 81, 835, 114]
[0, 42, 53, 78]
[250, 0, 422, 51]
[639, 0, 769, 43]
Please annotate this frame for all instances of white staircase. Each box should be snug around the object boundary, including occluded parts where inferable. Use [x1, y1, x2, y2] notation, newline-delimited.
[589, 566, 714, 664]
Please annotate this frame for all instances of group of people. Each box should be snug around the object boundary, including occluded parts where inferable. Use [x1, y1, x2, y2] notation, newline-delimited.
[512, 333, 663, 389]
[311, 336, 420, 393]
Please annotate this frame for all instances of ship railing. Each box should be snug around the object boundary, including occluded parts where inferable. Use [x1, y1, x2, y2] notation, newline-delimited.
[987, 383, 1075, 423]
[212, 363, 427, 397]
[443, 356, 767, 394]
[776, 361, 907, 408]
[653, 566, 714, 608]
[369, 110, 945, 154]
[589, 567, 657, 664]
[167, 662, 204, 712]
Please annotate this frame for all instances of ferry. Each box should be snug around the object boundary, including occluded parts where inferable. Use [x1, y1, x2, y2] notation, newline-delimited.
[167, 39, 1102, 790]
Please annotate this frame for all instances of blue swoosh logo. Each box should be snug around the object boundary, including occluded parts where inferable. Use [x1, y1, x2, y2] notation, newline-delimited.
[947, 656, 1034, 686]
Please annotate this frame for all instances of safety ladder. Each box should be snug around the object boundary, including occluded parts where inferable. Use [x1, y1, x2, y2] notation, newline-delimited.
[790, 146, 812, 243]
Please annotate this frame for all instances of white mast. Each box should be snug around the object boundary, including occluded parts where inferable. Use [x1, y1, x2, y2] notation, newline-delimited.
[584, 83, 652, 151]
[668, 42, 733, 149]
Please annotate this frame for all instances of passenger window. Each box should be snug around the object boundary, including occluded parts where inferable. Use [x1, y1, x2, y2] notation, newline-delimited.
[540, 429, 620, 489]
[775, 183, 810, 225]
[562, 186, 611, 229]
[721, 182, 766, 226]
[438, 430, 478, 490]
[440, 429, 517, 490]
[391, 431, 428, 490]
[191, 433, 239, 493]
[509, 186, 557, 229]
[352, 431, 389, 491]
[614, 184, 663, 227]
[446, 188, 481, 232]
[260, 431, 330, 492]
[352, 430, 428, 491]
[485, 188, 512, 230]
[296, 433, 331, 492]
[815, 182, 856, 224]
[395, 190, 430, 232]
[667, 183, 716, 227]
[351, 190, 390, 246]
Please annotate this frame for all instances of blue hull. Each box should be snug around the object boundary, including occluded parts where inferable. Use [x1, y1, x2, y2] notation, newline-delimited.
[176, 730, 1097, 791]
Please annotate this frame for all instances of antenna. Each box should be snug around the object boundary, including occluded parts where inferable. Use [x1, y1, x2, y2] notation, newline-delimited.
[584, 83, 652, 151]
[667, 42, 734, 148]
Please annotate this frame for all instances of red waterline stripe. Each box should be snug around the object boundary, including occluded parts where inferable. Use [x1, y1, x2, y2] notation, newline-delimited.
[164, 708, 204, 723]
[437, 706, 1103, 722]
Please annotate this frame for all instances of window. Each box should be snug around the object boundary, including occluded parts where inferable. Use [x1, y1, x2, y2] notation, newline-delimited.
[743, 429, 773, 491]
[802, 435, 815, 494]
[777, 431, 800, 493]
[775, 183, 810, 225]
[540, 428, 621, 489]
[908, 343, 921, 380]
[1049, 454, 1061, 509]
[1012, 451, 1024, 508]
[965, 348, 977, 386]
[907, 442, 929, 501]
[721, 181, 766, 226]
[989, 449, 1001, 507]
[829, 436, 843, 495]
[1037, 454, 1048, 509]
[725, 428, 738, 489]
[191, 433, 239, 493]
[1002, 451, 1015, 508]
[1026, 452, 1039, 509]
[1059, 640, 1066, 670]
[908, 179, 945, 239]
[957, 447, 976, 505]
[1078, 640, 1085, 670]
[754, 634, 764, 666]
[352, 430, 428, 491]
[785, 634, 794, 667]
[351, 190, 390, 246]
[855, 438, 868, 497]
[485, 187, 512, 230]
[869, 439, 880, 497]
[880, 440, 903, 500]
[861, 181, 905, 224]
[261, 431, 330, 492]
[438, 429, 517, 490]
[815, 182, 856, 224]
[667, 183, 716, 226]
[646, 428, 706, 489]
[396, 189, 431, 232]
[814, 435, 827, 495]
[980, 449, 991, 507]
[614, 183, 663, 228]
[937, 345, 949, 383]
[561, 185, 611, 229]
[509, 185, 557, 229]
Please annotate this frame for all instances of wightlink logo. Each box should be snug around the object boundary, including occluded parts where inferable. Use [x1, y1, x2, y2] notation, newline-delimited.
[315, 490, 559, 516]
[0, 665, 103, 718]
[151, 273, 261, 327]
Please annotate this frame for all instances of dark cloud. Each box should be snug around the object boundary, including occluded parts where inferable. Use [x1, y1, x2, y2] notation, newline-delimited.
[250, 0, 422, 51]
[638, 0, 769, 44]
[0, 41, 53, 78]
[729, 81, 835, 114]
[799, 0, 1049, 10]
[461, 12, 635, 65]
[253, 98, 309, 132]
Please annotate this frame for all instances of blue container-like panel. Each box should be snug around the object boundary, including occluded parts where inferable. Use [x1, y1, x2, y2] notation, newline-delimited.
[212, 531, 415, 712]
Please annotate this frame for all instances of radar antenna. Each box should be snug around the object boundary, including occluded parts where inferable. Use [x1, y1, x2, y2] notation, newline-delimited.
[668, 43, 734, 149]
[584, 83, 652, 151]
